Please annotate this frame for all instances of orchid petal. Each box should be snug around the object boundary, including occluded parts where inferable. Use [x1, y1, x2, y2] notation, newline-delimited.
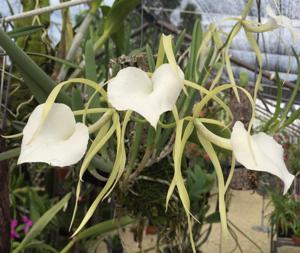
[18, 103, 89, 167]
[10, 219, 19, 239]
[22, 215, 33, 233]
[266, 5, 277, 20]
[266, 4, 300, 43]
[231, 121, 294, 194]
[107, 64, 184, 128]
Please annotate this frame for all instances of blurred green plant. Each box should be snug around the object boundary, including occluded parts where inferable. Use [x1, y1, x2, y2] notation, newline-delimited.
[269, 190, 300, 237]
[286, 144, 300, 175]
[13, 193, 71, 253]
[263, 48, 300, 134]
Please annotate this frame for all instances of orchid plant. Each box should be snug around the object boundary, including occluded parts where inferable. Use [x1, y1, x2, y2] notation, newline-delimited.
[1, 0, 299, 252]
[17, 34, 295, 253]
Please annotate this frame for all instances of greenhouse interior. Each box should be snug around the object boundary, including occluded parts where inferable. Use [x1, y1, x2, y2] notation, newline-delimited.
[2, 0, 300, 252]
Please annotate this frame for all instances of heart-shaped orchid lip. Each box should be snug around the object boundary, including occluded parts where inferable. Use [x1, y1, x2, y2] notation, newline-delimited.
[230, 121, 294, 194]
[107, 63, 184, 128]
[18, 103, 89, 167]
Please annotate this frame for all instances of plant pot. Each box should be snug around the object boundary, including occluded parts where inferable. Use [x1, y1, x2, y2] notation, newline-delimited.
[54, 166, 69, 180]
[277, 226, 293, 238]
[112, 245, 123, 253]
[145, 225, 157, 235]
[292, 235, 300, 245]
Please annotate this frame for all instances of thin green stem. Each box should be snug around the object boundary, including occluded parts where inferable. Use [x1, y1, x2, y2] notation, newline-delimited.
[242, 0, 254, 19]
[73, 108, 110, 115]
[242, 19, 277, 33]
[61, 216, 134, 253]
[88, 110, 113, 134]
[194, 119, 232, 150]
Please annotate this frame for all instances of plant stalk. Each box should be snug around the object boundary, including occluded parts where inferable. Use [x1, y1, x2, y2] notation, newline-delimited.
[57, 12, 94, 81]
[2, 0, 95, 22]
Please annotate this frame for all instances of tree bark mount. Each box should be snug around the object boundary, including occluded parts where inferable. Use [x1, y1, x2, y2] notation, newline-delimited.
[0, 133, 10, 251]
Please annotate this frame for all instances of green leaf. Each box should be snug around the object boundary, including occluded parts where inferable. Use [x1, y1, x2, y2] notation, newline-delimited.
[85, 40, 97, 82]
[101, 5, 111, 16]
[7, 25, 44, 39]
[29, 189, 45, 222]
[0, 28, 71, 105]
[174, 29, 186, 54]
[239, 71, 249, 87]
[21, 240, 58, 253]
[71, 88, 84, 122]
[17, 65, 50, 103]
[146, 44, 155, 72]
[103, 0, 140, 35]
[281, 47, 300, 122]
[61, 216, 134, 253]
[26, 52, 81, 69]
[186, 19, 202, 81]
[94, 0, 140, 49]
[155, 36, 165, 68]
[187, 165, 215, 197]
[0, 147, 20, 161]
[273, 74, 283, 120]
[111, 22, 127, 55]
[13, 193, 71, 253]
[264, 72, 282, 132]
[282, 107, 300, 129]
[77, 216, 133, 240]
[205, 212, 220, 224]
[90, 154, 113, 173]
[85, 40, 100, 122]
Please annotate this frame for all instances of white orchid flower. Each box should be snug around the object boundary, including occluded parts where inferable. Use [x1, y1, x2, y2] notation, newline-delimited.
[230, 121, 294, 194]
[266, 4, 300, 43]
[18, 103, 89, 167]
[107, 63, 184, 128]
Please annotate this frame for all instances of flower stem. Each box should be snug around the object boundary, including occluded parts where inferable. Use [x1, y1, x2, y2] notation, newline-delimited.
[194, 119, 232, 150]
[88, 110, 113, 134]
[242, 20, 278, 33]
